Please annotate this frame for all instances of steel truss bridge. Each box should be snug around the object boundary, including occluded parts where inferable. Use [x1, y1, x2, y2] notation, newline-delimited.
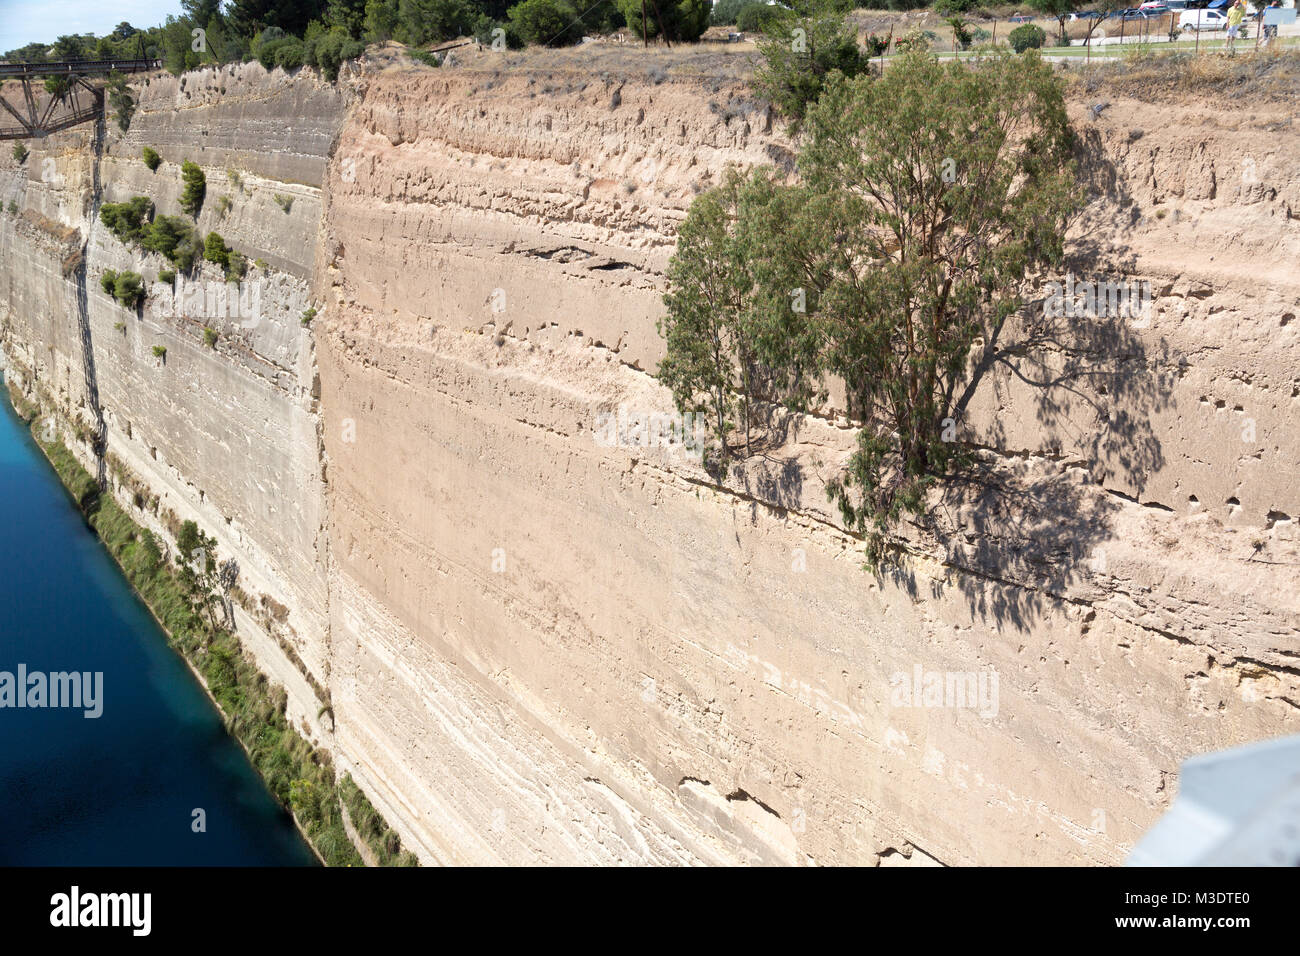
[0, 59, 160, 141]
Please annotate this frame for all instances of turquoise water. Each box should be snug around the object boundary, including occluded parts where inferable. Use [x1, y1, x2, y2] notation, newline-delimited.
[0, 388, 316, 865]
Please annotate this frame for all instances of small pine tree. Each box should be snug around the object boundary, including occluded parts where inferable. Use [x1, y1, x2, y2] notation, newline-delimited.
[179, 160, 206, 217]
[204, 231, 230, 268]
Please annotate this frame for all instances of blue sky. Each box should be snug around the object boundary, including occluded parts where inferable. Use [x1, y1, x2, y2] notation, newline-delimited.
[0, 0, 182, 55]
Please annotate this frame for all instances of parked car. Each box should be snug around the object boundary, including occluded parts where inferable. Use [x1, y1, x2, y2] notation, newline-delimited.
[1139, 0, 1171, 9]
[1179, 8, 1230, 28]
[1008, 14, 1035, 22]
[1070, 10, 1103, 19]
[1108, 8, 1161, 19]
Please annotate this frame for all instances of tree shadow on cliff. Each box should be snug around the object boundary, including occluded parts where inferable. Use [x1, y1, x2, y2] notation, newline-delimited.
[888, 128, 1180, 632]
[715, 408, 806, 513]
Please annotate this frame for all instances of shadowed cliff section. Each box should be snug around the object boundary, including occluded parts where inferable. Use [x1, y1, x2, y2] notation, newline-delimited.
[73, 112, 109, 490]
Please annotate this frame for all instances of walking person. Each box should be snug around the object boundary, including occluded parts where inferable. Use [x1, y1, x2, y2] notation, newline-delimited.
[1261, 0, 1280, 47]
[1226, 0, 1246, 54]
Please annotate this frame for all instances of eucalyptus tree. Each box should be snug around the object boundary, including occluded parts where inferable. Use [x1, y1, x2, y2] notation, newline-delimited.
[660, 50, 1078, 564]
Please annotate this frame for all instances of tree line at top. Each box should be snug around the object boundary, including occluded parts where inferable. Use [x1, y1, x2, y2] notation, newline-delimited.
[3, 0, 1032, 79]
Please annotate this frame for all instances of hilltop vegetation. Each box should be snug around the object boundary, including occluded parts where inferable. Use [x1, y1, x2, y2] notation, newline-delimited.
[5, 0, 998, 84]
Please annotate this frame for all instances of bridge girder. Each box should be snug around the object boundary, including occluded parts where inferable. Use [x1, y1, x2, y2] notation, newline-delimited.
[0, 59, 159, 141]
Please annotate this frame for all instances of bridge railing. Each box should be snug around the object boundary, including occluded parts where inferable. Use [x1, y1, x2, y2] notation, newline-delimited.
[0, 59, 160, 78]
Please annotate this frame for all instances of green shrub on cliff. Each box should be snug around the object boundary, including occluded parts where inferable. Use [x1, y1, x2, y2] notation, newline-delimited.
[179, 160, 206, 217]
[274, 38, 306, 70]
[253, 26, 288, 69]
[224, 250, 247, 282]
[142, 146, 161, 171]
[407, 49, 442, 67]
[11, 143, 28, 163]
[158, 268, 176, 285]
[112, 271, 146, 309]
[253, 28, 308, 72]
[5, 201, 16, 215]
[204, 230, 230, 268]
[107, 73, 135, 133]
[100, 196, 154, 245]
[205, 231, 247, 281]
[143, 215, 201, 272]
[97, 269, 146, 309]
[308, 26, 365, 82]
[203, 327, 218, 348]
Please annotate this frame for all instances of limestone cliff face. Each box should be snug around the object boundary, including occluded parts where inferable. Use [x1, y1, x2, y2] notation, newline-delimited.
[314, 53, 1299, 866]
[0, 61, 345, 753]
[2, 50, 1297, 866]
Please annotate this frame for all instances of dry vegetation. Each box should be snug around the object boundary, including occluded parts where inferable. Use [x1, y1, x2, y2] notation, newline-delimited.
[371, 27, 1300, 106]
[369, 36, 761, 83]
[1071, 48, 1300, 101]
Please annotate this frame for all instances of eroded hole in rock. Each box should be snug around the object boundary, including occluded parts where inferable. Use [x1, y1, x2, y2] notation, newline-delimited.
[1266, 511, 1292, 529]
[725, 789, 781, 819]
